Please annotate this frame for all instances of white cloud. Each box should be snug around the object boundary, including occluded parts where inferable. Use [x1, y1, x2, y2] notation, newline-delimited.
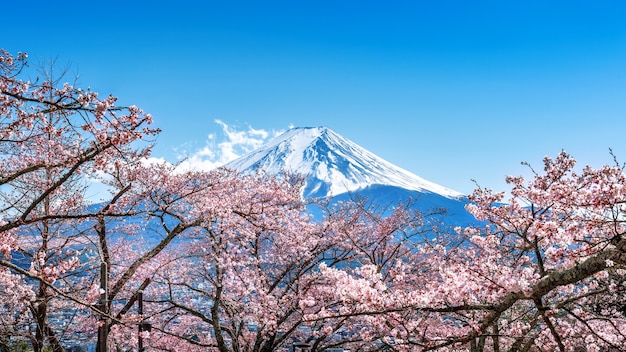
[175, 120, 284, 172]
[83, 121, 286, 201]
[142, 156, 172, 167]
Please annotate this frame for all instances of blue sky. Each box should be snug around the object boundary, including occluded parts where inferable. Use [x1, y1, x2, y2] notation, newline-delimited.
[4, 1, 626, 196]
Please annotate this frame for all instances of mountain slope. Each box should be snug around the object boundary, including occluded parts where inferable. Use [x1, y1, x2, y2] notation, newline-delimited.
[224, 126, 463, 199]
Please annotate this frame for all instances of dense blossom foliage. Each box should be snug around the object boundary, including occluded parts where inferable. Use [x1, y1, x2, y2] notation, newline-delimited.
[311, 152, 626, 351]
[85, 169, 429, 352]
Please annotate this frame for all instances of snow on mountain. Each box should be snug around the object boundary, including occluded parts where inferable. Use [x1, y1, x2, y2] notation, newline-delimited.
[224, 126, 463, 199]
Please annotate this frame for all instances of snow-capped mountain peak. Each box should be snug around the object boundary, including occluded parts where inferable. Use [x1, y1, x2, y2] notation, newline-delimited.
[224, 126, 463, 199]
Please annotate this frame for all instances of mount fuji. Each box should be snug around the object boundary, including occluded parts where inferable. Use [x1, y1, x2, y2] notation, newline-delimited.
[224, 126, 478, 226]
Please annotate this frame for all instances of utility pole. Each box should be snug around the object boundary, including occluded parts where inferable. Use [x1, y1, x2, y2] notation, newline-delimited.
[96, 262, 108, 352]
[138, 290, 144, 352]
[293, 342, 311, 352]
[138, 290, 151, 352]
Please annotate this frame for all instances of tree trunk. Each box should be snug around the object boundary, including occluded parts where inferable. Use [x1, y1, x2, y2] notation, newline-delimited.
[33, 300, 45, 352]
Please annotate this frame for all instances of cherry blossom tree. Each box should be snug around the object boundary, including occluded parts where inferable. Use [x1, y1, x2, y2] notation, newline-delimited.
[311, 151, 626, 351]
[0, 49, 159, 351]
[115, 170, 328, 351]
[110, 180, 431, 352]
[90, 162, 243, 352]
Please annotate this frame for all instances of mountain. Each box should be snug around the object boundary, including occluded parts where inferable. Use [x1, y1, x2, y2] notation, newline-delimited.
[224, 126, 478, 226]
[225, 126, 462, 199]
